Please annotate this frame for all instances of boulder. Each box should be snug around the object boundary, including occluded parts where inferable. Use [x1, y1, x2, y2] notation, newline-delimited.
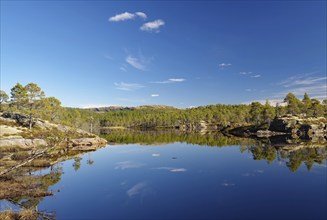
[67, 137, 107, 151]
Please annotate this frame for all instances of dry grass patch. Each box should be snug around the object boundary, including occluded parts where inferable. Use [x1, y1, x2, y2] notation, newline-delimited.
[11, 152, 30, 161]
[28, 159, 50, 167]
[0, 208, 38, 220]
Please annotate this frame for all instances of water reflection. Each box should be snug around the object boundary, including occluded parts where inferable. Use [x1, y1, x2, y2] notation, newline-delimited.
[0, 129, 326, 218]
[101, 129, 327, 172]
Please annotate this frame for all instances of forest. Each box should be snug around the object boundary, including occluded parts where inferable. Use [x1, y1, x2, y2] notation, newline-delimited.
[1, 82, 326, 131]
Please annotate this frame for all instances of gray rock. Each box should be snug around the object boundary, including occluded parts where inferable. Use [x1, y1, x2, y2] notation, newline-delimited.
[0, 138, 48, 148]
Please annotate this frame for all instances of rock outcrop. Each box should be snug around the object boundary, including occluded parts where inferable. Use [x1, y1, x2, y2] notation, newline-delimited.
[0, 112, 107, 149]
[269, 116, 327, 139]
[0, 138, 48, 148]
[67, 137, 108, 151]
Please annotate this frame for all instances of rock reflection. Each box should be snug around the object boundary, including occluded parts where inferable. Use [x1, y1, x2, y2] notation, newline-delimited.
[102, 129, 327, 172]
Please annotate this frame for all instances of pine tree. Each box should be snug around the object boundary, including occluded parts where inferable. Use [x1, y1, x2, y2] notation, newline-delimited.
[284, 93, 301, 115]
[302, 93, 312, 116]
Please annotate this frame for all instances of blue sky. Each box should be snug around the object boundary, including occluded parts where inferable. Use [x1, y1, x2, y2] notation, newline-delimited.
[1, 0, 326, 108]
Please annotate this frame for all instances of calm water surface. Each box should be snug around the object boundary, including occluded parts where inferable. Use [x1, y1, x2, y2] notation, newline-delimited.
[16, 142, 327, 219]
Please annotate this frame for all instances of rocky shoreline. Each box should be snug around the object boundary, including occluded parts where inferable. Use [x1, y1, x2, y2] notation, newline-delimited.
[178, 115, 327, 140]
[0, 112, 107, 176]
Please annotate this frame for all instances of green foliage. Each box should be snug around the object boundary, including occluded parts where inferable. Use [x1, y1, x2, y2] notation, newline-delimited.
[249, 102, 264, 126]
[5, 82, 325, 131]
[0, 90, 9, 105]
[310, 99, 324, 117]
[284, 92, 302, 115]
[41, 97, 62, 122]
[302, 93, 312, 115]
[262, 100, 275, 125]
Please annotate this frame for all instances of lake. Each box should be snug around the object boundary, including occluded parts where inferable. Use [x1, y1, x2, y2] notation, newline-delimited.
[1, 131, 327, 219]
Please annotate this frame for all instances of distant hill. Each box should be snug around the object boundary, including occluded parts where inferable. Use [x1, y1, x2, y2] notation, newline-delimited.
[86, 105, 176, 112]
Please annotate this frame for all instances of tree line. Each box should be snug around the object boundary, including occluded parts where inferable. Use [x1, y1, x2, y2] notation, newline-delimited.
[1, 83, 326, 130]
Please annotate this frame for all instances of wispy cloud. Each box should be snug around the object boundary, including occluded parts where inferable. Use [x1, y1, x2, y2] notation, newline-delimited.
[151, 94, 159, 97]
[275, 84, 327, 100]
[240, 71, 252, 75]
[240, 71, 261, 78]
[109, 11, 147, 22]
[245, 89, 256, 92]
[279, 72, 325, 87]
[126, 55, 146, 71]
[250, 74, 261, 78]
[114, 82, 144, 91]
[126, 181, 147, 197]
[140, 19, 165, 32]
[152, 167, 187, 173]
[115, 161, 144, 170]
[153, 78, 186, 84]
[276, 71, 327, 100]
[120, 66, 127, 72]
[221, 182, 236, 187]
[219, 63, 232, 69]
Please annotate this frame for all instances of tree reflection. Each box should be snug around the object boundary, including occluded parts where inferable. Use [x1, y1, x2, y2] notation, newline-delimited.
[102, 129, 327, 172]
[73, 157, 82, 171]
[87, 153, 94, 166]
[0, 165, 63, 218]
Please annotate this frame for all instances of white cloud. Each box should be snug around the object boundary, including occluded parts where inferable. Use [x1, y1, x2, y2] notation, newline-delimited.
[120, 67, 127, 72]
[276, 72, 327, 101]
[126, 55, 146, 71]
[140, 19, 165, 32]
[109, 11, 147, 22]
[109, 12, 136, 22]
[250, 74, 261, 78]
[151, 94, 159, 97]
[245, 89, 256, 92]
[219, 63, 232, 68]
[170, 168, 187, 172]
[115, 161, 144, 170]
[153, 78, 185, 84]
[152, 167, 187, 172]
[279, 72, 326, 88]
[169, 78, 185, 82]
[276, 84, 327, 100]
[126, 181, 147, 197]
[135, 12, 147, 19]
[240, 71, 252, 75]
[114, 82, 144, 91]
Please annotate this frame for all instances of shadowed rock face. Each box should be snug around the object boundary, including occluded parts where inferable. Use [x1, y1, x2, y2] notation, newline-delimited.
[269, 116, 327, 139]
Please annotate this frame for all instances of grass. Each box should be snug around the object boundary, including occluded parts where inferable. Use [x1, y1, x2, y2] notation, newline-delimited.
[11, 152, 30, 161]
[0, 176, 53, 199]
[0, 208, 38, 220]
[28, 159, 50, 167]
[0, 146, 25, 153]
[0, 119, 18, 127]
